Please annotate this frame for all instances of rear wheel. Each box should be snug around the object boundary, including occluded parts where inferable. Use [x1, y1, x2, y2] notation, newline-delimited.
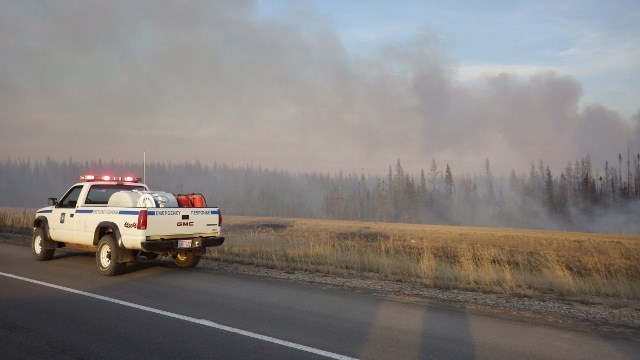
[32, 227, 55, 261]
[96, 234, 126, 276]
[174, 251, 201, 268]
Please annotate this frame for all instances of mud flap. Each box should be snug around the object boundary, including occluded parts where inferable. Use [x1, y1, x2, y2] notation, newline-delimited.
[116, 248, 135, 263]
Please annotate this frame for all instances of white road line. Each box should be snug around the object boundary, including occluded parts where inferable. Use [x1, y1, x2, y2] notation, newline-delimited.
[0, 271, 358, 360]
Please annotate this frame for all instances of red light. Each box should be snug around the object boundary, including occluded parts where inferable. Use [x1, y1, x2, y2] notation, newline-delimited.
[101, 175, 112, 181]
[137, 210, 147, 230]
[124, 176, 135, 182]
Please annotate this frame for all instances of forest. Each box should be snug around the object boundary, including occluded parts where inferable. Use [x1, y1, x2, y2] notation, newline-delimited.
[1, 152, 639, 235]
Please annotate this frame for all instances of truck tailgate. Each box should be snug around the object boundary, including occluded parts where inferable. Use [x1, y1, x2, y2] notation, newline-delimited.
[145, 208, 221, 238]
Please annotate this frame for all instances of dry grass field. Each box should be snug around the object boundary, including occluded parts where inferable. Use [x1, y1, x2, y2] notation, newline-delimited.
[0, 208, 33, 234]
[2, 208, 639, 300]
[214, 216, 640, 300]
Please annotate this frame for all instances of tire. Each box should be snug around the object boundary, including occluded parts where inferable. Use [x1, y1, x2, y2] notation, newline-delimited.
[32, 227, 55, 261]
[174, 251, 201, 268]
[96, 234, 126, 276]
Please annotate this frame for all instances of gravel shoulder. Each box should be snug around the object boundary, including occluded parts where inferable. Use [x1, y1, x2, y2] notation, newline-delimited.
[3, 232, 638, 340]
[198, 258, 640, 340]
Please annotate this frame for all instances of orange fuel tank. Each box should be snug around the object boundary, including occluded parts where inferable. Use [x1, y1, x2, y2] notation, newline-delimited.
[175, 194, 192, 208]
[188, 194, 206, 208]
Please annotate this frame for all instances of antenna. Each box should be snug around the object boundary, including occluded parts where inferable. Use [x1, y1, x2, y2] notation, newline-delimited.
[143, 151, 146, 184]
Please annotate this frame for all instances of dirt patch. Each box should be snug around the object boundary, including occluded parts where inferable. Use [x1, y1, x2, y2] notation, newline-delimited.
[335, 229, 390, 242]
[225, 221, 292, 232]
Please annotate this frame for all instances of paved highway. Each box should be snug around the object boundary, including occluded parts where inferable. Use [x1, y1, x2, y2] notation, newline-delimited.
[0, 239, 638, 359]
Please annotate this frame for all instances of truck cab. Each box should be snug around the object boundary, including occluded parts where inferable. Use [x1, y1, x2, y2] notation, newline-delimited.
[46, 178, 147, 244]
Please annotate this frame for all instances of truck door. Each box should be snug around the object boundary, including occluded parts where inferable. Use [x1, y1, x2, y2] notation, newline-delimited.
[49, 185, 82, 242]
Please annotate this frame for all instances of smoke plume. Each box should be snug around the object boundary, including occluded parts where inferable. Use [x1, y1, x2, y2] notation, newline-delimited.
[0, 1, 636, 175]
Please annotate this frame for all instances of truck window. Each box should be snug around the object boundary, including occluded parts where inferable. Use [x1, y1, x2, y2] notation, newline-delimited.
[85, 184, 146, 205]
[57, 186, 83, 208]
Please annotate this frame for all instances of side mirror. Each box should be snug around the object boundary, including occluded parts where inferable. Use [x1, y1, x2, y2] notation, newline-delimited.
[48, 198, 58, 206]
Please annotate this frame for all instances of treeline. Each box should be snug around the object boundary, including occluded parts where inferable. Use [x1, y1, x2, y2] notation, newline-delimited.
[0, 154, 639, 234]
[322, 155, 640, 234]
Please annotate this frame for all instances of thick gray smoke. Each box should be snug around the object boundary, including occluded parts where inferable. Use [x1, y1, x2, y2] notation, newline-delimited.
[0, 1, 636, 175]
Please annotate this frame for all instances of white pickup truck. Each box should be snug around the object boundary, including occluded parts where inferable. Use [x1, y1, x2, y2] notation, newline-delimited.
[32, 175, 224, 276]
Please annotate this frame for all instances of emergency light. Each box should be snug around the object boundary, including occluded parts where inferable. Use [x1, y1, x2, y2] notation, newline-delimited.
[80, 175, 142, 183]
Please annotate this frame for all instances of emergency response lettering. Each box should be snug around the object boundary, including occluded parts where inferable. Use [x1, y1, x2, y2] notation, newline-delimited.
[155, 210, 181, 216]
[94, 210, 120, 215]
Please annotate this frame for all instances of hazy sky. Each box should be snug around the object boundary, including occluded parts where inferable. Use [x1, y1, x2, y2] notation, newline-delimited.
[1, 0, 639, 176]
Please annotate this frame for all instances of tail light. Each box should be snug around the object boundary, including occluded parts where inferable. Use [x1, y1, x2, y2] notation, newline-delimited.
[218, 209, 222, 226]
[137, 210, 148, 230]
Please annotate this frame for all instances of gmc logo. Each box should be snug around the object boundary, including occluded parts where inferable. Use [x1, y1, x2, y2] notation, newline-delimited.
[177, 221, 194, 227]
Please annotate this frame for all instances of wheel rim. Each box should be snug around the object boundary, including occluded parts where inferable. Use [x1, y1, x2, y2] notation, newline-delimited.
[33, 234, 42, 254]
[176, 252, 188, 261]
[99, 243, 112, 268]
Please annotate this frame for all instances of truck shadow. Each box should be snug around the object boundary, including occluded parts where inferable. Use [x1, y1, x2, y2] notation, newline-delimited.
[51, 249, 94, 260]
[50, 249, 185, 275]
[125, 257, 192, 273]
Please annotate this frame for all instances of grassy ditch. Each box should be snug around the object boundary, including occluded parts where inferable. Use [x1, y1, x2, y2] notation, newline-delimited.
[212, 216, 640, 300]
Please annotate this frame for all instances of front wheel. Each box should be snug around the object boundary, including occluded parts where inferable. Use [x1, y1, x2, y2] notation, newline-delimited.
[32, 227, 55, 261]
[174, 251, 201, 268]
[96, 234, 126, 276]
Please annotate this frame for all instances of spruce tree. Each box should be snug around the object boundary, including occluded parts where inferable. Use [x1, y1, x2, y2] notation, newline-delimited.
[444, 164, 454, 201]
[544, 167, 555, 214]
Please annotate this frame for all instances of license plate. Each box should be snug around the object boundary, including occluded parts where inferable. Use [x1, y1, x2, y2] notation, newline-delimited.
[178, 240, 192, 248]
